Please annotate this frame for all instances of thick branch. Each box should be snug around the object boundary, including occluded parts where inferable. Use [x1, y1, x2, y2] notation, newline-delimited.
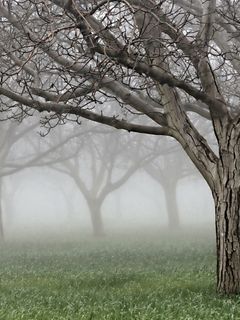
[0, 86, 169, 136]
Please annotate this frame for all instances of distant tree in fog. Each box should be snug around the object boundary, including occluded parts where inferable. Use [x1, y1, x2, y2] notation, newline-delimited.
[52, 127, 156, 236]
[145, 123, 213, 230]
[0, 120, 81, 240]
[0, 0, 240, 294]
[0, 120, 38, 240]
[146, 146, 191, 229]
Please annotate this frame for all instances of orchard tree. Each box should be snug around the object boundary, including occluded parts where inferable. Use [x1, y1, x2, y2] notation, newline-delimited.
[0, 120, 38, 240]
[145, 125, 212, 230]
[52, 127, 156, 236]
[0, 0, 240, 293]
[0, 119, 82, 240]
[145, 145, 192, 230]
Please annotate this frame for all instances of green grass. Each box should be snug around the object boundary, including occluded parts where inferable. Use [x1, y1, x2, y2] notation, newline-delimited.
[0, 230, 240, 319]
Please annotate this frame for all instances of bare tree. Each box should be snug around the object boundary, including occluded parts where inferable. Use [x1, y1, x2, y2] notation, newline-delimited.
[146, 148, 187, 229]
[52, 128, 155, 236]
[145, 132, 210, 230]
[0, 119, 82, 240]
[0, 0, 240, 293]
[0, 120, 39, 240]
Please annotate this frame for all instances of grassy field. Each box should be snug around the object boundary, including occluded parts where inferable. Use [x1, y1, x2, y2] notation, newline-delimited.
[0, 230, 240, 319]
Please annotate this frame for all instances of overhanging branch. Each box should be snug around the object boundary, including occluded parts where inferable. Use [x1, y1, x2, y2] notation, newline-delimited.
[0, 86, 170, 136]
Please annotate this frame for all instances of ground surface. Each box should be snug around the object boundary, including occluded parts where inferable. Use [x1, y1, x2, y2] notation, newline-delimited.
[0, 230, 240, 319]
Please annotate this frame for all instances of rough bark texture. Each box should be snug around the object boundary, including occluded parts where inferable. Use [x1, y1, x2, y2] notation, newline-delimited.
[214, 186, 240, 294]
[213, 124, 240, 294]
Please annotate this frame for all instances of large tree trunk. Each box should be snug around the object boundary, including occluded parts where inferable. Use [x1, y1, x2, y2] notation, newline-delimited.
[214, 182, 240, 294]
[213, 135, 240, 294]
[88, 200, 104, 237]
[164, 180, 180, 230]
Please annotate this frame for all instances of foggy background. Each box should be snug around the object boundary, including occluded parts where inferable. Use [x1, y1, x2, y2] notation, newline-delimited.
[1, 118, 215, 241]
[11, 170, 213, 233]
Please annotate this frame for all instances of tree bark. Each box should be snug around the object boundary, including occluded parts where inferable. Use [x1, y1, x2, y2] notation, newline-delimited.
[88, 200, 105, 237]
[164, 181, 180, 230]
[214, 178, 240, 294]
[213, 130, 240, 294]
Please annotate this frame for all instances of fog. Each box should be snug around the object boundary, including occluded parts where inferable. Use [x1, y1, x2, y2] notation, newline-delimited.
[1, 120, 215, 242]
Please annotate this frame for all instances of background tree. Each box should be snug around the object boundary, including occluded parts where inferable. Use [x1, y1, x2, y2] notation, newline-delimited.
[145, 146, 191, 230]
[0, 119, 82, 240]
[0, 120, 38, 240]
[145, 118, 214, 230]
[0, 0, 240, 293]
[52, 127, 157, 236]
